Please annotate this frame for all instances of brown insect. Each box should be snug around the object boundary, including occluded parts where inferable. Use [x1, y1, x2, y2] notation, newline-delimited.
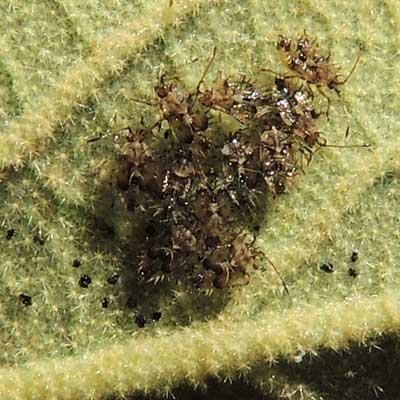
[131, 48, 217, 143]
[201, 232, 255, 289]
[199, 74, 274, 127]
[257, 33, 365, 143]
[276, 32, 362, 111]
[88, 123, 156, 191]
[268, 69, 369, 161]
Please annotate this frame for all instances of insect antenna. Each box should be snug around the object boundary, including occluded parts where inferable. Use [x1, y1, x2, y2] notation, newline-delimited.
[320, 142, 370, 149]
[326, 49, 363, 133]
[259, 67, 298, 81]
[174, 57, 199, 71]
[264, 254, 290, 296]
[86, 128, 125, 144]
[315, 86, 332, 117]
[86, 122, 147, 144]
[87, 135, 103, 143]
[332, 47, 362, 135]
[337, 51, 362, 85]
[317, 134, 370, 149]
[128, 98, 157, 107]
[194, 47, 217, 94]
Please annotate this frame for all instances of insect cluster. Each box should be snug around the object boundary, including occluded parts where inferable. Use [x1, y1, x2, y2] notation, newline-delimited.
[95, 34, 361, 292]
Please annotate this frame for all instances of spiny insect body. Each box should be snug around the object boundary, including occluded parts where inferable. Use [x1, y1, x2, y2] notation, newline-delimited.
[276, 32, 362, 122]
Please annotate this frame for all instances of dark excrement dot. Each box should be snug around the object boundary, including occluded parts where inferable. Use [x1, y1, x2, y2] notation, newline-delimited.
[144, 224, 156, 240]
[107, 273, 119, 285]
[135, 314, 146, 328]
[79, 274, 92, 288]
[151, 311, 162, 321]
[34, 234, 45, 245]
[102, 297, 109, 308]
[6, 229, 15, 240]
[348, 267, 359, 278]
[351, 251, 359, 262]
[320, 262, 334, 273]
[164, 130, 171, 139]
[19, 294, 32, 306]
[72, 259, 81, 268]
[127, 297, 137, 308]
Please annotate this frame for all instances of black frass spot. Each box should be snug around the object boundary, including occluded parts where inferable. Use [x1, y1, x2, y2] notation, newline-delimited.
[126, 297, 137, 309]
[135, 314, 146, 328]
[348, 268, 359, 278]
[151, 311, 162, 321]
[79, 274, 92, 288]
[19, 294, 32, 306]
[102, 297, 109, 308]
[6, 229, 15, 240]
[107, 273, 119, 285]
[33, 234, 45, 246]
[351, 251, 359, 262]
[320, 263, 334, 273]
